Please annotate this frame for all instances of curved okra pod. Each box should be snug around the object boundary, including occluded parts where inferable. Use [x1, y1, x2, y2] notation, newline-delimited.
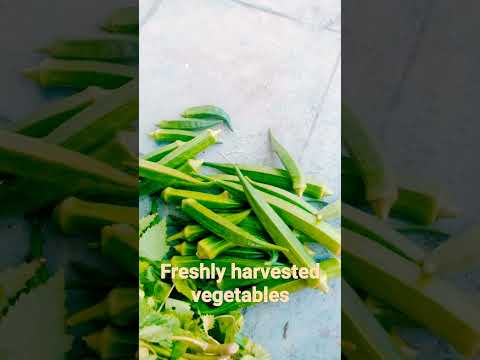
[150, 129, 200, 142]
[67, 287, 137, 327]
[24, 59, 136, 90]
[161, 187, 244, 210]
[203, 162, 330, 199]
[181, 199, 287, 252]
[11, 87, 106, 137]
[236, 168, 328, 291]
[181, 105, 233, 131]
[40, 36, 139, 63]
[269, 130, 307, 197]
[342, 104, 397, 219]
[54, 197, 138, 235]
[157, 119, 223, 131]
[103, 6, 139, 34]
[157, 129, 221, 168]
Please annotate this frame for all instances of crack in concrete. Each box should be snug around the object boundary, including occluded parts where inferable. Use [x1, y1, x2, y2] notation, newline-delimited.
[229, 0, 303, 24]
[299, 51, 341, 162]
[140, 0, 164, 29]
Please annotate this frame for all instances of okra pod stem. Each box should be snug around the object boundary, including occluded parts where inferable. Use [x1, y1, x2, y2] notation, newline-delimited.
[41, 36, 138, 63]
[196, 236, 236, 259]
[343, 228, 480, 357]
[54, 197, 137, 235]
[181, 199, 287, 252]
[177, 159, 204, 174]
[269, 130, 307, 196]
[101, 224, 138, 277]
[67, 287, 137, 327]
[342, 104, 397, 219]
[83, 326, 137, 359]
[204, 162, 330, 199]
[24, 59, 136, 89]
[175, 242, 197, 256]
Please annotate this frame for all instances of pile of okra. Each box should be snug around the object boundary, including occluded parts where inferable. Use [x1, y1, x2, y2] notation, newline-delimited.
[342, 104, 480, 359]
[141, 107, 342, 315]
[0, 6, 139, 359]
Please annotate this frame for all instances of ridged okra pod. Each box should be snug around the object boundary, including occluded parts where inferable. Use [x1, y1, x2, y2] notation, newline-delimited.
[157, 118, 223, 130]
[101, 224, 138, 277]
[161, 187, 244, 210]
[141, 141, 184, 162]
[54, 197, 137, 235]
[181, 105, 233, 131]
[150, 129, 199, 142]
[67, 287, 137, 327]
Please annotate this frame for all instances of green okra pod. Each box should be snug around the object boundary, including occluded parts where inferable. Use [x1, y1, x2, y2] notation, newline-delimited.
[10, 87, 106, 137]
[157, 119, 223, 131]
[0, 129, 137, 190]
[269, 130, 307, 196]
[157, 129, 221, 169]
[342, 104, 397, 219]
[342, 228, 480, 357]
[342, 203, 425, 264]
[54, 197, 137, 235]
[203, 162, 330, 199]
[103, 6, 139, 34]
[317, 199, 341, 221]
[142, 141, 184, 162]
[83, 326, 137, 359]
[211, 178, 341, 255]
[67, 287, 137, 327]
[183, 209, 251, 242]
[422, 223, 480, 275]
[174, 242, 197, 256]
[139, 159, 204, 188]
[181, 199, 287, 252]
[101, 224, 138, 277]
[181, 105, 233, 131]
[162, 187, 244, 210]
[41, 36, 138, 63]
[150, 129, 199, 142]
[24, 59, 136, 89]
[236, 168, 328, 291]
[342, 279, 404, 360]
[91, 130, 137, 170]
[196, 236, 236, 259]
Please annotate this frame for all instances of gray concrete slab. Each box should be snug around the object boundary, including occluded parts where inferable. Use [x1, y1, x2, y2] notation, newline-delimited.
[140, 1, 341, 359]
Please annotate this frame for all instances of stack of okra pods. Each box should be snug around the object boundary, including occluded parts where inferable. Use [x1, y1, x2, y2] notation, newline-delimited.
[0, 6, 139, 359]
[341, 104, 480, 359]
[138, 105, 341, 358]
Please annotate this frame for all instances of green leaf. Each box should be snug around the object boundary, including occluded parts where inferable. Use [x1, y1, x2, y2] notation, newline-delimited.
[140, 218, 169, 261]
[139, 213, 158, 236]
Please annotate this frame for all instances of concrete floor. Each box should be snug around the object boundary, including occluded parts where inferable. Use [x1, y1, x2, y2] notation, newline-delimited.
[140, 1, 341, 359]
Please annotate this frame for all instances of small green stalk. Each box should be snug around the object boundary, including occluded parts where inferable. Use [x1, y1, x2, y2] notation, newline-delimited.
[24, 59, 136, 89]
[54, 197, 137, 235]
[103, 6, 139, 34]
[183, 210, 251, 242]
[342, 104, 398, 219]
[142, 141, 184, 162]
[342, 203, 425, 264]
[11, 86, 105, 137]
[422, 223, 480, 275]
[177, 159, 204, 174]
[343, 228, 480, 357]
[150, 129, 199, 142]
[162, 187, 244, 210]
[181, 199, 287, 252]
[83, 326, 137, 359]
[181, 105, 233, 131]
[158, 119, 223, 130]
[269, 130, 307, 196]
[196, 236, 236, 259]
[101, 224, 138, 277]
[40, 36, 138, 63]
[342, 279, 404, 360]
[203, 162, 330, 199]
[67, 287, 137, 327]
[158, 129, 221, 168]
[236, 168, 328, 291]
